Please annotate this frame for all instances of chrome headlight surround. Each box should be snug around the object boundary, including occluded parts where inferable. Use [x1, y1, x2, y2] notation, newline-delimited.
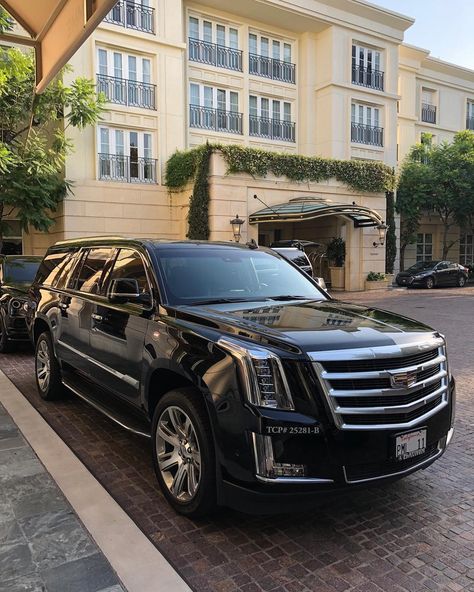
[218, 337, 294, 411]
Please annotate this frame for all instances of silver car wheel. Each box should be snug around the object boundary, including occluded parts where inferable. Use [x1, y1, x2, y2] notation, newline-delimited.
[36, 340, 51, 392]
[156, 406, 201, 502]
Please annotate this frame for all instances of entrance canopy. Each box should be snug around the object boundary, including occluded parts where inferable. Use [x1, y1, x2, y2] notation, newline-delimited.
[0, 0, 117, 93]
[249, 197, 384, 228]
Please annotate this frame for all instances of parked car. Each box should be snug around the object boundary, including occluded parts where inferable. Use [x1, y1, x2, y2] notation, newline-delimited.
[396, 260, 468, 289]
[270, 240, 327, 289]
[28, 238, 455, 516]
[0, 255, 42, 353]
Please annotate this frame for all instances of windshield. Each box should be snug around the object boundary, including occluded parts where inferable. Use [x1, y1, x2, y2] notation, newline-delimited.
[407, 261, 439, 272]
[156, 247, 326, 305]
[3, 259, 41, 284]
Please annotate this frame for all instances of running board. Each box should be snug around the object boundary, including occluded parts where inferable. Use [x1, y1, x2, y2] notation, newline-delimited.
[62, 374, 151, 439]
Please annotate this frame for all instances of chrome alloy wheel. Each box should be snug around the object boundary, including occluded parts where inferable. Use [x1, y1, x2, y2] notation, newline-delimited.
[156, 406, 201, 502]
[36, 340, 51, 392]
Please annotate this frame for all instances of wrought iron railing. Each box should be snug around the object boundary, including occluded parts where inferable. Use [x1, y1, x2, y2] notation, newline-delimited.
[189, 106, 243, 134]
[188, 38, 242, 72]
[421, 103, 437, 124]
[249, 53, 296, 84]
[351, 122, 384, 147]
[249, 115, 295, 142]
[104, 1, 155, 34]
[351, 65, 384, 91]
[96, 74, 156, 109]
[98, 153, 157, 183]
[467, 116, 474, 130]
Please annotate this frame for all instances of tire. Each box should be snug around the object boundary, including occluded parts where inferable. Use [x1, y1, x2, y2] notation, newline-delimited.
[151, 388, 216, 517]
[458, 275, 466, 288]
[35, 332, 64, 400]
[425, 277, 435, 289]
[0, 317, 11, 354]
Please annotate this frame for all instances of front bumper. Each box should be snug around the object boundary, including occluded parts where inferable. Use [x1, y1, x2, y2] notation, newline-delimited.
[4, 315, 30, 341]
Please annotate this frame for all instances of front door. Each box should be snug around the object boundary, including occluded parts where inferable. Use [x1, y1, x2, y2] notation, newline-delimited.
[434, 261, 450, 285]
[88, 248, 153, 403]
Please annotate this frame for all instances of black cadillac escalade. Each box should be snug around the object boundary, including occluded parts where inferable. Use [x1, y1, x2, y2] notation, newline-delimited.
[28, 237, 455, 516]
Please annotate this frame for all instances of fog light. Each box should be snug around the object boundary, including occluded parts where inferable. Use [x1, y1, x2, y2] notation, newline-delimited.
[252, 433, 306, 479]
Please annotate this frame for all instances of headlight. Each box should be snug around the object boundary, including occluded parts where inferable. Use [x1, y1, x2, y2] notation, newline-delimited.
[218, 338, 294, 410]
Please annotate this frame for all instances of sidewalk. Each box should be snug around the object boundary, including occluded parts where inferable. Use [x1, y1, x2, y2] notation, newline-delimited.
[0, 401, 125, 592]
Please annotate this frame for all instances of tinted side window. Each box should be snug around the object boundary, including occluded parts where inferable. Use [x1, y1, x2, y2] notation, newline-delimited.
[106, 249, 150, 295]
[35, 251, 69, 287]
[77, 248, 114, 293]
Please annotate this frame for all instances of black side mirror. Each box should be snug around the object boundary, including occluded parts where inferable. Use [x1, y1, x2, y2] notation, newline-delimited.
[109, 278, 141, 303]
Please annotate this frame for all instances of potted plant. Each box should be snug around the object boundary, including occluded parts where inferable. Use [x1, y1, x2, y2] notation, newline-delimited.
[326, 238, 345, 291]
[365, 271, 390, 291]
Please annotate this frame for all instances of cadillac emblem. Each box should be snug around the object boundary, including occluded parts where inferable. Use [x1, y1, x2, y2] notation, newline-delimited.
[389, 370, 418, 389]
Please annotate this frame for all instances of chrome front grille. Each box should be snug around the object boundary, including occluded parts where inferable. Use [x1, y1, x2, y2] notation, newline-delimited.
[309, 338, 449, 430]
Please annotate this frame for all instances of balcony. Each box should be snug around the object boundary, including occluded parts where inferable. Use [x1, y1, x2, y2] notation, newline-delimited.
[351, 123, 384, 147]
[421, 103, 437, 124]
[188, 38, 242, 72]
[249, 54, 295, 84]
[104, 1, 154, 34]
[249, 115, 295, 142]
[98, 153, 157, 183]
[467, 116, 474, 130]
[189, 106, 243, 134]
[351, 65, 384, 91]
[96, 74, 156, 110]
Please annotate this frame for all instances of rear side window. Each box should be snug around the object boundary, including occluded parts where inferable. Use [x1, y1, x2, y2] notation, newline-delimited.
[76, 248, 115, 293]
[35, 251, 70, 287]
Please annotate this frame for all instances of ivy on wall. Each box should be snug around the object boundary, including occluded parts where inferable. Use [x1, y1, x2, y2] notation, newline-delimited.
[165, 144, 396, 240]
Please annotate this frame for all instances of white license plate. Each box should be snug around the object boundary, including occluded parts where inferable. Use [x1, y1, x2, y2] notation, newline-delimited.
[395, 429, 427, 461]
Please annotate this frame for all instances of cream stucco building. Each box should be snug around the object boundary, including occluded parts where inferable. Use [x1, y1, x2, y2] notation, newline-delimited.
[12, 0, 474, 288]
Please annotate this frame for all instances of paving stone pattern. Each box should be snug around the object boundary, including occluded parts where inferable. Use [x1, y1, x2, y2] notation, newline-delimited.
[1, 286, 473, 592]
[0, 402, 126, 592]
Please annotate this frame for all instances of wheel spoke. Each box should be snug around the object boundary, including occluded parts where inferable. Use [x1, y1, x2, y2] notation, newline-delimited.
[158, 450, 180, 472]
[171, 463, 188, 498]
[157, 424, 180, 447]
[168, 407, 186, 439]
[188, 463, 199, 496]
[191, 451, 201, 469]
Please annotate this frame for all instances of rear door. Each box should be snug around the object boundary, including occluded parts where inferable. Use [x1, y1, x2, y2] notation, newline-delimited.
[88, 247, 153, 403]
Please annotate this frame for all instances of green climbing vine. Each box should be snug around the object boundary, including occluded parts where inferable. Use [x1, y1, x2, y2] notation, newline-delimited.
[165, 144, 396, 240]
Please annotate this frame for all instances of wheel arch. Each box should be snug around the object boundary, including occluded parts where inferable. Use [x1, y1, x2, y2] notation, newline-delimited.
[33, 317, 52, 344]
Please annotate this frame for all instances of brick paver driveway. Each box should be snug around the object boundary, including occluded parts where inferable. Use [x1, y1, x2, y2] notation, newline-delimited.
[1, 286, 473, 592]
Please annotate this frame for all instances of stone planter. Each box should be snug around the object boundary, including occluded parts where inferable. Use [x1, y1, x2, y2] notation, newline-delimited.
[329, 266, 345, 291]
[365, 279, 390, 291]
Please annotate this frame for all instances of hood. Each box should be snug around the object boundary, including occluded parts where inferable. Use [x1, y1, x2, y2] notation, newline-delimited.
[176, 299, 436, 354]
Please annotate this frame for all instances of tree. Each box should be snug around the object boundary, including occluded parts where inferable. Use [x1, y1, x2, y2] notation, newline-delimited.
[0, 18, 104, 252]
[397, 132, 474, 268]
[385, 190, 396, 273]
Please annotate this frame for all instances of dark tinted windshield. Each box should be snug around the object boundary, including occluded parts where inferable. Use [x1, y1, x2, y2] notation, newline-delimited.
[157, 247, 325, 305]
[407, 261, 439, 272]
[3, 259, 41, 284]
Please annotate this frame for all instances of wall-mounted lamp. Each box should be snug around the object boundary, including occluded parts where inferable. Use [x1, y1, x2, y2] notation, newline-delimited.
[373, 222, 388, 248]
[230, 214, 245, 243]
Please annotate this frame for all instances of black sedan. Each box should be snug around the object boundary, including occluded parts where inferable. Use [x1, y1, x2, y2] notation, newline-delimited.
[396, 260, 469, 289]
[0, 255, 42, 352]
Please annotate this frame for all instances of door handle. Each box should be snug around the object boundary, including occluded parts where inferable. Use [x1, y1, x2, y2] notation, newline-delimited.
[58, 302, 68, 310]
[91, 313, 103, 322]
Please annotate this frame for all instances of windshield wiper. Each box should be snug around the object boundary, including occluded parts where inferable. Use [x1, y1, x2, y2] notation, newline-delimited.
[188, 297, 261, 306]
[268, 295, 316, 301]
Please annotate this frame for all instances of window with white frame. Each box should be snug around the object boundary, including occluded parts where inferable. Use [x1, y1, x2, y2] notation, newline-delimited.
[351, 102, 383, 146]
[421, 88, 437, 124]
[188, 16, 241, 71]
[97, 127, 156, 183]
[416, 233, 433, 262]
[467, 101, 474, 130]
[189, 83, 242, 134]
[248, 32, 295, 83]
[96, 48, 155, 109]
[351, 43, 383, 90]
[249, 95, 295, 142]
[460, 234, 473, 266]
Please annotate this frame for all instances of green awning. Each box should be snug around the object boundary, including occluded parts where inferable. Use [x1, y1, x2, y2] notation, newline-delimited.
[249, 197, 384, 227]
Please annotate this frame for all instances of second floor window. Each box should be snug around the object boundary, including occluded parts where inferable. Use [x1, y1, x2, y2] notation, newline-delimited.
[421, 89, 437, 124]
[467, 102, 474, 130]
[97, 48, 155, 109]
[188, 16, 242, 71]
[352, 44, 383, 91]
[351, 103, 383, 147]
[98, 127, 156, 183]
[104, 0, 155, 34]
[249, 33, 295, 84]
[249, 96, 295, 142]
[189, 84, 242, 134]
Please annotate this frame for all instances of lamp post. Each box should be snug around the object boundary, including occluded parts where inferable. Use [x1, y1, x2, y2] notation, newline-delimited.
[230, 214, 244, 243]
[373, 222, 388, 248]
